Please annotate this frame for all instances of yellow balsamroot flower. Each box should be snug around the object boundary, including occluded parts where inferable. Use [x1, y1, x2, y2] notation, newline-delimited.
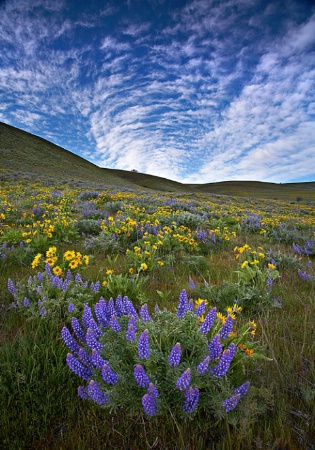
[129, 268, 134, 274]
[250, 259, 260, 265]
[157, 261, 164, 267]
[216, 312, 226, 324]
[69, 260, 78, 269]
[53, 266, 63, 276]
[45, 257, 57, 266]
[102, 280, 107, 287]
[241, 261, 249, 269]
[106, 269, 114, 276]
[141, 262, 148, 271]
[25, 239, 32, 244]
[31, 253, 42, 269]
[64, 250, 76, 261]
[195, 298, 208, 307]
[258, 253, 265, 258]
[268, 263, 276, 270]
[83, 255, 89, 265]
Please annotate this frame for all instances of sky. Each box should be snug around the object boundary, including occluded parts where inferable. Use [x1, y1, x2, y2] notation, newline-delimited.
[1, 0, 315, 184]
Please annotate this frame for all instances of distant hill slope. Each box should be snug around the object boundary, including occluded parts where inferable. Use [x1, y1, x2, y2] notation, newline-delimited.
[1, 121, 314, 200]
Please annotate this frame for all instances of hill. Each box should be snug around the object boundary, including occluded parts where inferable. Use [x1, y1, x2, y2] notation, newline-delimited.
[1, 121, 314, 201]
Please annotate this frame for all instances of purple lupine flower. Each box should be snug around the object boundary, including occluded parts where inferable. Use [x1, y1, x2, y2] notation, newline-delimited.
[154, 304, 160, 313]
[62, 326, 81, 353]
[7, 278, 16, 295]
[78, 348, 94, 369]
[28, 276, 33, 286]
[138, 329, 150, 359]
[195, 301, 206, 316]
[183, 387, 200, 413]
[45, 263, 52, 276]
[91, 349, 109, 369]
[107, 298, 116, 319]
[222, 394, 241, 412]
[89, 318, 103, 338]
[298, 269, 310, 281]
[39, 306, 47, 318]
[211, 232, 216, 244]
[126, 324, 136, 342]
[77, 385, 89, 400]
[91, 281, 100, 293]
[124, 297, 138, 317]
[208, 334, 223, 360]
[176, 368, 191, 390]
[219, 315, 234, 339]
[68, 303, 75, 313]
[109, 315, 122, 333]
[267, 270, 273, 294]
[94, 298, 108, 328]
[197, 356, 210, 375]
[128, 315, 138, 330]
[66, 353, 92, 380]
[115, 295, 124, 317]
[86, 328, 104, 351]
[23, 297, 30, 307]
[199, 307, 217, 334]
[71, 317, 86, 343]
[75, 273, 83, 284]
[66, 269, 72, 283]
[37, 272, 43, 282]
[211, 344, 236, 378]
[187, 298, 194, 311]
[134, 364, 150, 388]
[140, 304, 151, 322]
[82, 304, 94, 330]
[189, 277, 196, 289]
[168, 343, 182, 367]
[147, 383, 159, 398]
[101, 364, 119, 385]
[61, 280, 69, 292]
[176, 289, 188, 318]
[87, 380, 109, 406]
[142, 393, 157, 416]
[234, 381, 250, 398]
[306, 260, 312, 269]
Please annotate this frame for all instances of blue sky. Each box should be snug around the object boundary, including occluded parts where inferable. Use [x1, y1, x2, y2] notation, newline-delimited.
[1, 0, 315, 184]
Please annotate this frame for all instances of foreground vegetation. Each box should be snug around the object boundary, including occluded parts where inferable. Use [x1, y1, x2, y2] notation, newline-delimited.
[0, 178, 314, 449]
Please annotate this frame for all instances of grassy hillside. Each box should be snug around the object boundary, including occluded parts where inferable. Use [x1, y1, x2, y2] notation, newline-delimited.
[1, 121, 314, 201]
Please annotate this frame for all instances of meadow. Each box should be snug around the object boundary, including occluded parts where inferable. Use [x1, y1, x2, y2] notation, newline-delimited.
[0, 178, 314, 450]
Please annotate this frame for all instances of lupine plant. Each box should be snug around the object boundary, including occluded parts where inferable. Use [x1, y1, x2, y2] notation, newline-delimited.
[62, 289, 265, 419]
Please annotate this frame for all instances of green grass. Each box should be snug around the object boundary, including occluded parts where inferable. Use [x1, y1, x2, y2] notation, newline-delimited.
[0, 123, 315, 449]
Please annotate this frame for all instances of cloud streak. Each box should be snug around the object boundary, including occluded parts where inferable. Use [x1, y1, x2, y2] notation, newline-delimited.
[0, 0, 314, 183]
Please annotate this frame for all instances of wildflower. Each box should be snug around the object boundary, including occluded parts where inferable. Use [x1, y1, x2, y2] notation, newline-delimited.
[71, 317, 86, 343]
[140, 262, 148, 271]
[106, 269, 114, 275]
[69, 260, 78, 269]
[216, 312, 226, 324]
[241, 261, 249, 268]
[82, 304, 94, 330]
[64, 250, 76, 261]
[234, 381, 250, 398]
[189, 277, 196, 289]
[219, 315, 234, 339]
[176, 368, 191, 390]
[101, 363, 119, 385]
[176, 289, 188, 318]
[23, 297, 30, 307]
[208, 334, 223, 360]
[7, 278, 16, 296]
[245, 348, 254, 357]
[142, 393, 157, 416]
[68, 303, 75, 313]
[94, 299, 108, 327]
[138, 329, 150, 359]
[211, 343, 236, 378]
[109, 315, 122, 333]
[86, 328, 104, 351]
[134, 364, 151, 388]
[87, 380, 109, 406]
[140, 304, 151, 322]
[197, 355, 210, 375]
[194, 300, 206, 316]
[66, 353, 92, 381]
[126, 324, 136, 341]
[124, 298, 138, 317]
[148, 383, 159, 399]
[78, 348, 94, 368]
[89, 318, 103, 338]
[168, 343, 182, 367]
[62, 326, 81, 353]
[91, 349, 109, 369]
[129, 267, 134, 274]
[157, 261, 164, 266]
[77, 385, 89, 400]
[183, 387, 200, 413]
[222, 393, 241, 412]
[199, 307, 217, 334]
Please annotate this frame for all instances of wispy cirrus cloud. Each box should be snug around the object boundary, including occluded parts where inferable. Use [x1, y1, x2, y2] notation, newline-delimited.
[0, 0, 314, 183]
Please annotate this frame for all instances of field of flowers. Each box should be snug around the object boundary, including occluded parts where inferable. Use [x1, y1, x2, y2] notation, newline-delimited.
[0, 179, 314, 449]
